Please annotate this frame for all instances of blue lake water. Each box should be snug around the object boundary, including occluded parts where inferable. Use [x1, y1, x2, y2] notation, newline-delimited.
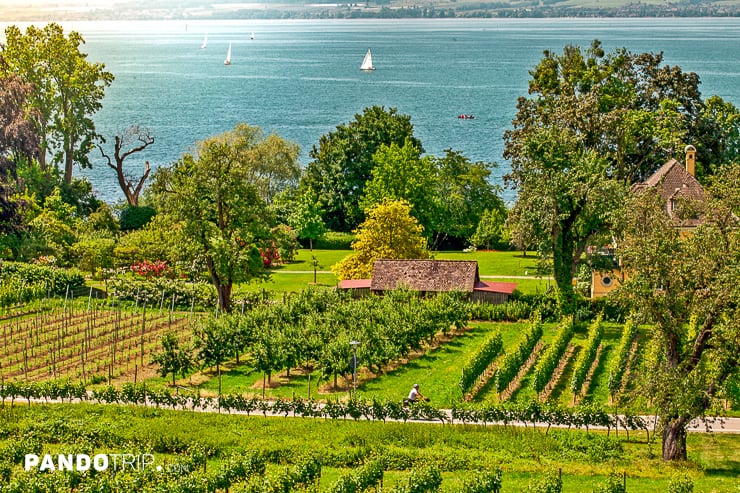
[6, 18, 740, 203]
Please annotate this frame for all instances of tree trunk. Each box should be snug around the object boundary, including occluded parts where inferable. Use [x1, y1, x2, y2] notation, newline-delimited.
[662, 418, 688, 461]
[552, 241, 577, 315]
[64, 135, 75, 184]
[207, 259, 232, 313]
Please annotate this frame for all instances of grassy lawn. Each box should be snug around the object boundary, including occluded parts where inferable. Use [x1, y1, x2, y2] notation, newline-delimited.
[3, 403, 739, 492]
[241, 249, 550, 296]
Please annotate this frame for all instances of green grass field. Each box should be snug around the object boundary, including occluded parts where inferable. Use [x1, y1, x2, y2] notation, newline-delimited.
[2, 403, 738, 492]
[240, 249, 551, 296]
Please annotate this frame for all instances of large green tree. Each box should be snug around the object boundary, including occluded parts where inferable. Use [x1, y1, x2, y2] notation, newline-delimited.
[361, 138, 438, 237]
[432, 149, 503, 247]
[152, 124, 300, 312]
[2, 23, 114, 183]
[503, 40, 733, 314]
[615, 167, 740, 461]
[301, 106, 422, 232]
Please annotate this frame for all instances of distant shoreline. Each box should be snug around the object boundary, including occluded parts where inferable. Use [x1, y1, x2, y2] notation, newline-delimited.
[1, 2, 738, 23]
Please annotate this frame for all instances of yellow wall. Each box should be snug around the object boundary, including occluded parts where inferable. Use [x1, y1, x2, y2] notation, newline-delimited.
[591, 269, 625, 299]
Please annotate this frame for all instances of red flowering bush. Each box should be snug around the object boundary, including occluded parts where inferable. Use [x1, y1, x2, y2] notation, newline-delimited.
[131, 260, 170, 279]
[260, 243, 281, 268]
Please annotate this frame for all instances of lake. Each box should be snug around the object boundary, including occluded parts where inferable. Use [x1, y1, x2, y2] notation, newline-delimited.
[5, 18, 740, 203]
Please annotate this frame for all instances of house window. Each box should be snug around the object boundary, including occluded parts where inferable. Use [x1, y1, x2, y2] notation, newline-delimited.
[601, 275, 613, 288]
[670, 199, 677, 211]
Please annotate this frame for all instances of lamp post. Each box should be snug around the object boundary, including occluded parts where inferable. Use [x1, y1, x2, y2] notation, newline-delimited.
[312, 256, 318, 284]
[349, 340, 360, 399]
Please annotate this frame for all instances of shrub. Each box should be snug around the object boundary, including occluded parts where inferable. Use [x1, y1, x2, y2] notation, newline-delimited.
[668, 473, 694, 493]
[525, 471, 562, 493]
[0, 260, 85, 295]
[119, 205, 156, 231]
[313, 231, 355, 250]
[591, 472, 626, 493]
[460, 469, 502, 493]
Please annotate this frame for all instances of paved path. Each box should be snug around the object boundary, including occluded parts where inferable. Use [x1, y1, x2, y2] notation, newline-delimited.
[275, 270, 553, 281]
[14, 395, 740, 434]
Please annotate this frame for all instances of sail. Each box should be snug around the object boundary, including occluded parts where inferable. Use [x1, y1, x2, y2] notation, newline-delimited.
[224, 43, 232, 65]
[250, 32, 255, 40]
[201, 33, 207, 49]
[360, 49, 375, 71]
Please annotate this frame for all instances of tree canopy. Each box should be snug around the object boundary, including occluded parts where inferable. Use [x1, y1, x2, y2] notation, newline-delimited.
[301, 106, 422, 232]
[503, 40, 739, 313]
[333, 199, 429, 280]
[2, 23, 114, 184]
[615, 165, 740, 461]
[152, 123, 300, 312]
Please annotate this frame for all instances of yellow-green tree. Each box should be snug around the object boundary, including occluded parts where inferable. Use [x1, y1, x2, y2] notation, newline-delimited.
[333, 200, 429, 280]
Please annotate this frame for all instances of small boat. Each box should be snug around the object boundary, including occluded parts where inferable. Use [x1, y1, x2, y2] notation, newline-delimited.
[250, 32, 255, 40]
[201, 33, 207, 49]
[224, 43, 232, 65]
[457, 114, 475, 119]
[360, 48, 375, 71]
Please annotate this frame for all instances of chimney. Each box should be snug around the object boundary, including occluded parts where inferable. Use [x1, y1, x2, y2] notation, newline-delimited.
[684, 145, 696, 177]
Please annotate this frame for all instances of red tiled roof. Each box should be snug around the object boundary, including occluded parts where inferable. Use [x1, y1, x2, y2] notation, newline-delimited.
[473, 281, 518, 294]
[337, 279, 371, 289]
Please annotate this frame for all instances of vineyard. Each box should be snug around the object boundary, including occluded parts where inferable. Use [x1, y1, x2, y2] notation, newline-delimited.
[0, 283, 653, 413]
[0, 296, 194, 384]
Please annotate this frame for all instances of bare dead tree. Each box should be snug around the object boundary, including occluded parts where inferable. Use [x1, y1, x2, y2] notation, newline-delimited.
[98, 125, 154, 206]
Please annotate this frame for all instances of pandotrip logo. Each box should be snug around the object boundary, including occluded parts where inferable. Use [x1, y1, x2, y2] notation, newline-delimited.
[23, 453, 176, 473]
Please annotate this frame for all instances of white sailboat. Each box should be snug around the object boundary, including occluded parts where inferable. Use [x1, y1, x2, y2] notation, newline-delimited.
[250, 32, 255, 40]
[224, 43, 232, 65]
[201, 33, 208, 49]
[360, 48, 375, 71]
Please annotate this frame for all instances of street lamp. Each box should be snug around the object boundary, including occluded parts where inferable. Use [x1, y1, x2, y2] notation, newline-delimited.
[349, 340, 360, 399]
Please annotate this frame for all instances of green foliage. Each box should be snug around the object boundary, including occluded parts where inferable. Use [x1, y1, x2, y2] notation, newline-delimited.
[524, 470, 562, 493]
[467, 300, 533, 322]
[607, 317, 638, 397]
[302, 105, 422, 232]
[493, 312, 543, 393]
[667, 472, 694, 493]
[119, 205, 156, 231]
[616, 169, 740, 460]
[0, 260, 85, 295]
[591, 472, 626, 493]
[532, 316, 574, 393]
[270, 224, 299, 263]
[2, 23, 114, 183]
[152, 123, 299, 312]
[313, 232, 355, 250]
[459, 469, 502, 493]
[286, 188, 326, 250]
[570, 312, 604, 396]
[108, 276, 216, 309]
[70, 234, 116, 273]
[432, 149, 503, 245]
[392, 464, 442, 493]
[152, 331, 195, 386]
[469, 207, 508, 250]
[362, 138, 437, 236]
[459, 331, 503, 395]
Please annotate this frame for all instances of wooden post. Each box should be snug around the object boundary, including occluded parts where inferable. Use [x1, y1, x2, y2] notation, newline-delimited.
[140, 300, 147, 367]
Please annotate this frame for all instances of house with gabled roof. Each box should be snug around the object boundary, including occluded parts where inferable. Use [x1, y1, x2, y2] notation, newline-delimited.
[592, 145, 705, 298]
[337, 259, 517, 304]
